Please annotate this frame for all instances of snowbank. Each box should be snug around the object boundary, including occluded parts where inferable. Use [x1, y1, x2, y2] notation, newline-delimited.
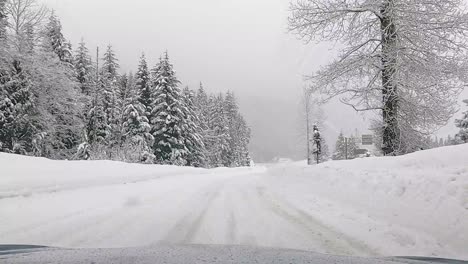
[0, 153, 254, 199]
[265, 144, 468, 258]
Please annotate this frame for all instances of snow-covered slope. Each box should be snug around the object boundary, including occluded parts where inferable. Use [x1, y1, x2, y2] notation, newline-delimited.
[265, 144, 468, 258]
[0, 145, 467, 259]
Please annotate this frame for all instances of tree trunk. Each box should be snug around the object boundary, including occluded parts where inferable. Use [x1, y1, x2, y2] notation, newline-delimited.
[380, 0, 399, 155]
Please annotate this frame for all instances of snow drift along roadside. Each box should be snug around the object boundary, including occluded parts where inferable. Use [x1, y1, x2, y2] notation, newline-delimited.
[0, 153, 255, 199]
[265, 144, 468, 258]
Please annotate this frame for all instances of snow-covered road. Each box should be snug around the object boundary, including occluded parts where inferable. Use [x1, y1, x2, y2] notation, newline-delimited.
[1, 144, 467, 259]
[0, 166, 371, 256]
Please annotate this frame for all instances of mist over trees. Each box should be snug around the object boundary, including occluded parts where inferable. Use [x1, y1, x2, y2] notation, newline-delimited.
[289, 0, 468, 156]
[0, 0, 251, 168]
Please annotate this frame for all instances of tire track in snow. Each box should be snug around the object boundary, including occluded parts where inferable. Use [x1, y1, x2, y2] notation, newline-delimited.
[255, 185, 378, 256]
[163, 184, 223, 244]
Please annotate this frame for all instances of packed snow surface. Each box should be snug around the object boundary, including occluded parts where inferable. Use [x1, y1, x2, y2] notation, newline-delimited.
[1, 144, 467, 259]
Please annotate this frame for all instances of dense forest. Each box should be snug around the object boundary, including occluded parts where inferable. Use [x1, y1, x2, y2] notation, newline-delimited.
[0, 0, 251, 167]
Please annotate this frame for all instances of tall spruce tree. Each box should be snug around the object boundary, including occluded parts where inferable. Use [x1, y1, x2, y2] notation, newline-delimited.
[44, 13, 73, 64]
[74, 39, 94, 95]
[136, 54, 152, 117]
[234, 113, 251, 166]
[150, 52, 187, 165]
[208, 94, 231, 167]
[224, 91, 239, 166]
[347, 136, 358, 159]
[194, 83, 214, 166]
[0, 60, 38, 154]
[332, 132, 346, 160]
[101, 45, 120, 146]
[121, 73, 154, 163]
[86, 97, 110, 146]
[182, 87, 205, 167]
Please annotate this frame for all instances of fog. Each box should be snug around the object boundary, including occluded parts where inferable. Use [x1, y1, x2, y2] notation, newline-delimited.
[42, 0, 466, 162]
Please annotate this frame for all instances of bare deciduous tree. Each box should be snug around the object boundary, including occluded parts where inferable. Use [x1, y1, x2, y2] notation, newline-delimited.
[6, 0, 48, 51]
[0, 0, 7, 40]
[289, 0, 468, 155]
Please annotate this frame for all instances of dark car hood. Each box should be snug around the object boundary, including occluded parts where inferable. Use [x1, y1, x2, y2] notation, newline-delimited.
[0, 244, 466, 264]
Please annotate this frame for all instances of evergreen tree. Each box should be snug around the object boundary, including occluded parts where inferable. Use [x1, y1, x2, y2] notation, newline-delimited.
[224, 91, 239, 166]
[73, 39, 94, 95]
[182, 87, 205, 167]
[332, 132, 346, 160]
[207, 94, 231, 167]
[439, 137, 444, 147]
[135, 54, 151, 117]
[0, 60, 38, 154]
[312, 125, 322, 163]
[194, 83, 214, 166]
[346, 136, 358, 159]
[101, 45, 120, 145]
[455, 100, 468, 143]
[101, 45, 119, 80]
[121, 74, 154, 163]
[44, 13, 73, 64]
[234, 114, 251, 166]
[86, 95, 110, 146]
[149, 52, 187, 164]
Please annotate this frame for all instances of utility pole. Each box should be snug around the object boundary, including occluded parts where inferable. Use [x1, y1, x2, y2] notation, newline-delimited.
[304, 88, 312, 165]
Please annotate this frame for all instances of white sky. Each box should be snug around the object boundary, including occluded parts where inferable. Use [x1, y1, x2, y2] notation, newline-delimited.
[42, 0, 466, 161]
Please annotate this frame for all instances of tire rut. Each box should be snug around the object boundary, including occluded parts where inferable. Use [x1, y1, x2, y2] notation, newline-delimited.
[163, 184, 223, 244]
[256, 185, 378, 256]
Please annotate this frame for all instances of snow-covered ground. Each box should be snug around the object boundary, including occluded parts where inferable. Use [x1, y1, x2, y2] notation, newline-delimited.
[1, 144, 467, 259]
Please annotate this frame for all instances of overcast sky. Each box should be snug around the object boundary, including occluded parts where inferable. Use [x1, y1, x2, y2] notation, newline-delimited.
[42, 0, 466, 161]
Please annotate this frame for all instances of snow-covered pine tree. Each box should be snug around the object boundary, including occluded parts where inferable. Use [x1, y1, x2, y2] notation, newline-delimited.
[194, 83, 212, 164]
[235, 113, 251, 166]
[224, 91, 239, 166]
[135, 54, 151, 117]
[100, 45, 120, 148]
[101, 45, 119, 80]
[149, 52, 188, 165]
[86, 96, 110, 146]
[73, 39, 94, 95]
[44, 13, 73, 64]
[82, 46, 112, 159]
[346, 136, 358, 159]
[312, 124, 322, 163]
[195, 83, 209, 121]
[332, 132, 346, 160]
[29, 50, 84, 158]
[121, 72, 154, 163]
[0, 60, 38, 154]
[181, 86, 205, 167]
[208, 93, 231, 167]
[455, 99, 468, 143]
